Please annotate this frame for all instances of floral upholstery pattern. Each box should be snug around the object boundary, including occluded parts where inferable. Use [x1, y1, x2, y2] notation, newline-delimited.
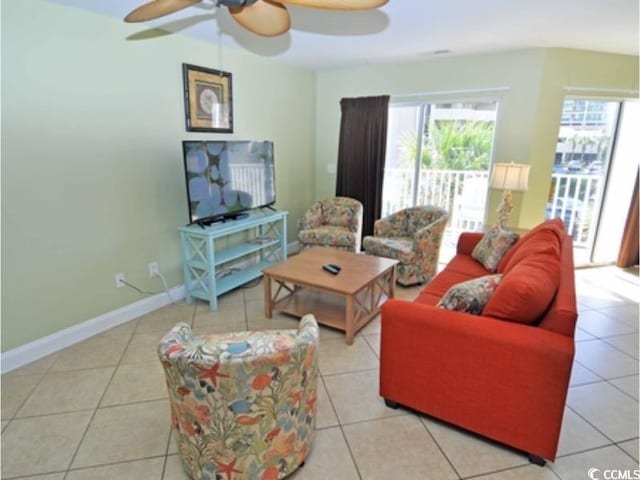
[362, 206, 449, 286]
[159, 315, 320, 480]
[471, 225, 519, 272]
[297, 197, 363, 252]
[437, 274, 503, 314]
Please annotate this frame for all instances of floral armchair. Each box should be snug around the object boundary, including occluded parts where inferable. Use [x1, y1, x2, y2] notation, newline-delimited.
[158, 315, 319, 480]
[297, 197, 363, 252]
[362, 206, 449, 286]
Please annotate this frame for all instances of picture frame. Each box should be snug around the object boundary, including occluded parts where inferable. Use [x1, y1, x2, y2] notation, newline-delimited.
[182, 63, 233, 133]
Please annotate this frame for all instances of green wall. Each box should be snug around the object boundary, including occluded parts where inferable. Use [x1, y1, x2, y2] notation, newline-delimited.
[1, 0, 316, 351]
[314, 48, 638, 228]
[2, 1, 638, 354]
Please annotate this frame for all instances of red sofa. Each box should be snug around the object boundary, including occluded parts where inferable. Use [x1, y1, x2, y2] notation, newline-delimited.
[379, 219, 577, 464]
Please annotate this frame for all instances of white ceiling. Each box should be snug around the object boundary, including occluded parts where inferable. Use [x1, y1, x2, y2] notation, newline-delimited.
[49, 0, 639, 70]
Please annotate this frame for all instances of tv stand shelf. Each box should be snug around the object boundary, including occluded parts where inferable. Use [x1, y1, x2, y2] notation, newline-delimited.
[179, 210, 287, 311]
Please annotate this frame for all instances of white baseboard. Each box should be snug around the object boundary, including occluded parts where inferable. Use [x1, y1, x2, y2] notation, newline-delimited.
[287, 240, 300, 254]
[2, 242, 299, 374]
[1, 285, 185, 374]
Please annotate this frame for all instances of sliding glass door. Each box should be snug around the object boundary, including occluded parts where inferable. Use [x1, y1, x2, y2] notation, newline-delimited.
[545, 98, 624, 265]
[382, 100, 498, 261]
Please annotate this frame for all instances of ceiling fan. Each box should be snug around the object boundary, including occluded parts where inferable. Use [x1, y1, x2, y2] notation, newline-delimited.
[124, 0, 388, 37]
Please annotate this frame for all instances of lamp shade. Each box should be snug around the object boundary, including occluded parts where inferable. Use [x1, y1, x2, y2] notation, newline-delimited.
[490, 163, 530, 191]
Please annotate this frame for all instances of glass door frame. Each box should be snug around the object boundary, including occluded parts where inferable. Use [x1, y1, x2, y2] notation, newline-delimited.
[549, 95, 623, 266]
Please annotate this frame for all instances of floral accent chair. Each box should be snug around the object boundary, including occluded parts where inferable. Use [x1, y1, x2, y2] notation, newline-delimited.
[362, 206, 449, 286]
[297, 197, 363, 252]
[159, 315, 320, 480]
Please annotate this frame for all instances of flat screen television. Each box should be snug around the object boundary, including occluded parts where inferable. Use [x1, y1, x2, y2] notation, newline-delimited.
[182, 140, 275, 225]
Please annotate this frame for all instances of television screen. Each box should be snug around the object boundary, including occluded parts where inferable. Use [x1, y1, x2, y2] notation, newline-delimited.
[182, 140, 275, 225]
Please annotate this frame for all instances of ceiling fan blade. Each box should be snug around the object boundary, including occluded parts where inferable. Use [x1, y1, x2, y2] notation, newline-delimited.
[124, 0, 202, 23]
[229, 0, 291, 37]
[277, 0, 387, 10]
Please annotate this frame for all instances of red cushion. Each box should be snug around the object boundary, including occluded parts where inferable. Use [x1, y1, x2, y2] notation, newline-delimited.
[414, 291, 442, 306]
[498, 219, 564, 274]
[483, 251, 561, 325]
[446, 254, 493, 277]
[420, 261, 485, 300]
[456, 232, 485, 255]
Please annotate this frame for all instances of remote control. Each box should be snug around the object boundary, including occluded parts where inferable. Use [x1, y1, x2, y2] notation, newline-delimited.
[322, 264, 340, 275]
[327, 264, 341, 272]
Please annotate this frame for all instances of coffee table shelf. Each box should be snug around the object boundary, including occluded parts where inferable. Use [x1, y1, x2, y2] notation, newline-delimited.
[263, 247, 397, 344]
[272, 288, 391, 334]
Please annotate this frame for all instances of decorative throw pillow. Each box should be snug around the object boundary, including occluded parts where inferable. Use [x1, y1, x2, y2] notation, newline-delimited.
[436, 274, 503, 315]
[471, 226, 519, 272]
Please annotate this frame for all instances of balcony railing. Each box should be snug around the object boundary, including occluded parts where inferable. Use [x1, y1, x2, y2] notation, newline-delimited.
[547, 173, 603, 247]
[382, 168, 602, 248]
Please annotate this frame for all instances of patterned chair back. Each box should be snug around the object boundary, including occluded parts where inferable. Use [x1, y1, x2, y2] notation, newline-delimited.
[404, 206, 449, 236]
[158, 315, 319, 480]
[297, 197, 364, 252]
[320, 197, 363, 232]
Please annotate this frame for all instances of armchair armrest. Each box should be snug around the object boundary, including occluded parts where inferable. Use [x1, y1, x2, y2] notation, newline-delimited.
[159, 315, 320, 365]
[413, 214, 449, 252]
[298, 201, 324, 230]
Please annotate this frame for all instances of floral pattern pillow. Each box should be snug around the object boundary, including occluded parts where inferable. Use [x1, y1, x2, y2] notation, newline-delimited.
[471, 226, 519, 272]
[437, 274, 503, 315]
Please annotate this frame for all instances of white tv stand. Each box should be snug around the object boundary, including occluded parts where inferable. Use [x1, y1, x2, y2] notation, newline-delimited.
[178, 209, 287, 311]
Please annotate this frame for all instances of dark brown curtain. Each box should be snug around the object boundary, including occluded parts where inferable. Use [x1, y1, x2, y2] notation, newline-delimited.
[335, 95, 390, 243]
[617, 169, 639, 267]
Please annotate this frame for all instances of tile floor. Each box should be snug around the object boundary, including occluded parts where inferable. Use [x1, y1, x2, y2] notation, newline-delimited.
[1, 266, 638, 479]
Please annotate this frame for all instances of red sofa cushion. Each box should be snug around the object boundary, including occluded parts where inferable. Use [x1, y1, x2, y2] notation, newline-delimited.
[417, 258, 487, 305]
[445, 254, 493, 277]
[483, 249, 561, 325]
[498, 219, 564, 274]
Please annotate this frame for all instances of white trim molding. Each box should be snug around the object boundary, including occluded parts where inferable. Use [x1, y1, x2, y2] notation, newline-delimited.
[2, 241, 301, 374]
[1, 285, 185, 374]
[391, 87, 511, 105]
[563, 86, 639, 98]
[287, 240, 300, 255]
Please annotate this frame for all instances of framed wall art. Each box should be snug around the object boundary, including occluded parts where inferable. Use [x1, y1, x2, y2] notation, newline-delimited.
[182, 63, 233, 133]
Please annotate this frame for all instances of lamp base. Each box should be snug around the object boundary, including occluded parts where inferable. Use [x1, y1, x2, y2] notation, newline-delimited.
[497, 190, 513, 228]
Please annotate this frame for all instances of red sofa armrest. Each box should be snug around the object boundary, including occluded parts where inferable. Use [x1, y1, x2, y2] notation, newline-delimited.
[380, 299, 574, 460]
[457, 232, 484, 255]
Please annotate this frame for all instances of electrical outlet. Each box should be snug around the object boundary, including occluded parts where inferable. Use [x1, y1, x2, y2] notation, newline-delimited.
[115, 273, 126, 288]
[148, 261, 160, 278]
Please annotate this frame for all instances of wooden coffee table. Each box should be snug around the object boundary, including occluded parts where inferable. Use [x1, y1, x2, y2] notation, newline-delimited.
[262, 247, 398, 345]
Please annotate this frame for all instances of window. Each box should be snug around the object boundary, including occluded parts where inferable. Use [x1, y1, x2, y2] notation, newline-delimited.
[382, 100, 499, 261]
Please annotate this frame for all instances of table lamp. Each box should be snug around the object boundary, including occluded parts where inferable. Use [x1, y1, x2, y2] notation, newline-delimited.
[490, 163, 530, 228]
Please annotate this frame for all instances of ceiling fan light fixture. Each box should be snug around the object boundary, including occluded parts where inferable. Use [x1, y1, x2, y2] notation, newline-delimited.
[217, 0, 259, 7]
[229, 0, 291, 37]
[124, 0, 386, 36]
